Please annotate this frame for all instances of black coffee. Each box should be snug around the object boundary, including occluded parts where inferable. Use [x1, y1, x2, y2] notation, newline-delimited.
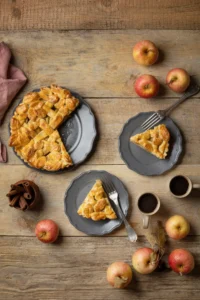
[138, 193, 158, 213]
[170, 176, 189, 196]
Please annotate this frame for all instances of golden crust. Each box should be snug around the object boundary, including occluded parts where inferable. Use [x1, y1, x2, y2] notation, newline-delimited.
[130, 124, 170, 159]
[9, 85, 79, 171]
[15, 130, 73, 171]
[77, 180, 117, 221]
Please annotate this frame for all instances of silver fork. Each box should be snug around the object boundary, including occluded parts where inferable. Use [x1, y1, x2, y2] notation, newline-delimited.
[101, 174, 138, 242]
[141, 81, 200, 131]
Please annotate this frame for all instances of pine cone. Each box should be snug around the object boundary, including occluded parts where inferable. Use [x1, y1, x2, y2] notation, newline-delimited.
[7, 180, 41, 211]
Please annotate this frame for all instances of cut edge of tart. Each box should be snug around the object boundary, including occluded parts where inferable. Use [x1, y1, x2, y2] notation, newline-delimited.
[130, 124, 170, 159]
[9, 85, 79, 171]
[15, 130, 73, 171]
[77, 180, 117, 221]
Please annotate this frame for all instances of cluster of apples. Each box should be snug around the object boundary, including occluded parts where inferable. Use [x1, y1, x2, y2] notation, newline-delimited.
[133, 40, 191, 98]
[165, 215, 194, 276]
[107, 214, 195, 289]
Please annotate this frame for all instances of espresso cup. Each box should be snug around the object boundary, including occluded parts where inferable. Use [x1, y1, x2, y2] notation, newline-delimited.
[137, 193, 160, 229]
[169, 175, 200, 198]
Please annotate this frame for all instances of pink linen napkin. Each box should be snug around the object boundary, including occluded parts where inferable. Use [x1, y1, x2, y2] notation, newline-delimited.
[0, 42, 27, 123]
[0, 139, 7, 163]
[0, 42, 27, 163]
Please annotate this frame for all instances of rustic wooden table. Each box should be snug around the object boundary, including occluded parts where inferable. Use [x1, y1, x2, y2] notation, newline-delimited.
[0, 1, 200, 300]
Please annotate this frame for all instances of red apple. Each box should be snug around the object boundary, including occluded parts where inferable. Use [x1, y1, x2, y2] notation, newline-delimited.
[166, 68, 190, 93]
[35, 219, 59, 243]
[107, 261, 133, 288]
[133, 40, 159, 66]
[165, 215, 190, 240]
[132, 248, 159, 274]
[134, 74, 159, 98]
[168, 249, 195, 275]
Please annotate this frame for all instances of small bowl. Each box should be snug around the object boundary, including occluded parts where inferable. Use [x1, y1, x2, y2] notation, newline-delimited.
[7, 180, 41, 211]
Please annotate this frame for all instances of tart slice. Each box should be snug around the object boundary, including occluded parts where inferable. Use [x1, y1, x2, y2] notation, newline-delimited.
[130, 124, 170, 159]
[15, 129, 73, 171]
[77, 180, 117, 221]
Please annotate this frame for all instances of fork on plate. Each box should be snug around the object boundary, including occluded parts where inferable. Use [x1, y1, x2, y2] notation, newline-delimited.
[101, 174, 138, 242]
[141, 80, 200, 131]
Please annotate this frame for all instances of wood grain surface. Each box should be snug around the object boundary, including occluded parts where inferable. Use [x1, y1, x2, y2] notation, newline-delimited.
[1, 164, 200, 236]
[0, 0, 200, 30]
[0, 30, 199, 98]
[2, 96, 200, 166]
[1, 236, 200, 300]
[0, 30, 200, 166]
[0, 29, 200, 300]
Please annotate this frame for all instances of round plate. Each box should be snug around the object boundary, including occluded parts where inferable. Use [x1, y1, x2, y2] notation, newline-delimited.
[10, 89, 97, 173]
[64, 170, 129, 236]
[119, 112, 183, 176]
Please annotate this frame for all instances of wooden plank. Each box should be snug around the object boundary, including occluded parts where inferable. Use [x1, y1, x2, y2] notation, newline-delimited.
[0, 236, 200, 300]
[0, 0, 200, 30]
[1, 96, 200, 166]
[0, 30, 199, 98]
[1, 164, 200, 236]
[0, 31, 200, 166]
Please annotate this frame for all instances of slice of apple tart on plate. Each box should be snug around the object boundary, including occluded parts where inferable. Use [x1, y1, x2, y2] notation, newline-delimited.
[64, 170, 129, 236]
[77, 180, 117, 221]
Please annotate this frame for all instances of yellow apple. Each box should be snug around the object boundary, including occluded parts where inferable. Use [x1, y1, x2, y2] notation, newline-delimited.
[165, 215, 190, 240]
[133, 40, 159, 66]
[166, 68, 190, 93]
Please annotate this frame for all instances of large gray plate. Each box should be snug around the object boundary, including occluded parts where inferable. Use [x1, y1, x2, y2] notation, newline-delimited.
[119, 112, 183, 176]
[64, 170, 129, 236]
[10, 89, 97, 173]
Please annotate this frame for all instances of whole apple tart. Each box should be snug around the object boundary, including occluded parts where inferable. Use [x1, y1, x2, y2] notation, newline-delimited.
[9, 85, 79, 171]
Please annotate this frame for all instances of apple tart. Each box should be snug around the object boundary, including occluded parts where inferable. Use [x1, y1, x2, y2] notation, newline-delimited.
[130, 124, 170, 159]
[77, 180, 117, 221]
[9, 85, 79, 171]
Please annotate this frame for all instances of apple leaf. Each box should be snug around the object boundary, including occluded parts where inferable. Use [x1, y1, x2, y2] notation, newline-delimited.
[150, 251, 159, 265]
[155, 221, 166, 259]
[145, 221, 166, 262]
[144, 232, 159, 252]
[156, 221, 166, 249]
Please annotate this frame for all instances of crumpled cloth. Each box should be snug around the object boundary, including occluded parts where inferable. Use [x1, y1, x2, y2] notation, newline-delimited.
[0, 139, 7, 163]
[0, 42, 27, 163]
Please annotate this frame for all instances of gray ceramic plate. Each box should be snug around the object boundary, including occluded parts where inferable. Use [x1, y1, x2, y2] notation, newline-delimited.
[10, 89, 97, 173]
[119, 112, 183, 176]
[64, 170, 129, 236]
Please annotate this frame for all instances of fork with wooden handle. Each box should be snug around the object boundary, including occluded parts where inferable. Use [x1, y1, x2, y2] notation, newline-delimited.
[141, 81, 200, 131]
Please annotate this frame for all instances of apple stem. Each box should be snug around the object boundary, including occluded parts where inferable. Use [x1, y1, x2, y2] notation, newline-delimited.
[168, 79, 174, 85]
[38, 231, 46, 238]
[179, 272, 183, 276]
[168, 77, 177, 85]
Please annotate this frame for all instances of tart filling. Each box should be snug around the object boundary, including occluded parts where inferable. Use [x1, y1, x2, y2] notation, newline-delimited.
[77, 180, 117, 221]
[130, 124, 170, 159]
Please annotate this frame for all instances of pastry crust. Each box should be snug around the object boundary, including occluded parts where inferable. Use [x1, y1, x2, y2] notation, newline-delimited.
[130, 124, 170, 159]
[9, 85, 79, 171]
[77, 180, 117, 221]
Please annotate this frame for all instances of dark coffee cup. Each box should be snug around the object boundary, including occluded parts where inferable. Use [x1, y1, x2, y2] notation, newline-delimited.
[169, 175, 200, 198]
[137, 193, 160, 229]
